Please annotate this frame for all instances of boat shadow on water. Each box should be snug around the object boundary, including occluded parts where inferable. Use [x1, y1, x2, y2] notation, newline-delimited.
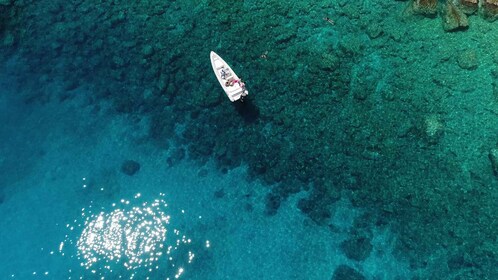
[233, 97, 259, 124]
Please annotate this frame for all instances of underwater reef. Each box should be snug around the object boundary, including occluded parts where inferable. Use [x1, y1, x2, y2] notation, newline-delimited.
[409, 0, 498, 31]
[1, 0, 497, 278]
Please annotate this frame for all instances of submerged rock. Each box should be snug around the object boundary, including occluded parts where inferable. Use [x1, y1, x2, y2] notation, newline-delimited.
[331, 265, 366, 280]
[141, 44, 154, 58]
[453, 0, 479, 15]
[405, 0, 498, 30]
[340, 236, 373, 261]
[412, 0, 438, 16]
[489, 148, 498, 176]
[0, 0, 12, 6]
[121, 160, 141, 176]
[442, 2, 469, 32]
[457, 49, 478, 70]
[264, 193, 281, 216]
[167, 148, 185, 167]
[492, 69, 498, 101]
[447, 252, 474, 269]
[481, 0, 498, 21]
[297, 196, 331, 223]
[2, 32, 14, 47]
[423, 114, 444, 144]
[366, 23, 383, 39]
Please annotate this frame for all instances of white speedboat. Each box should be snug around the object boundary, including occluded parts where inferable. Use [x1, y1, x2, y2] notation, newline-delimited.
[210, 51, 248, 102]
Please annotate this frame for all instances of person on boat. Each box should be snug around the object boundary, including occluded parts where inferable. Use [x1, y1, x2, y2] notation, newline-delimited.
[225, 78, 245, 88]
[232, 79, 245, 88]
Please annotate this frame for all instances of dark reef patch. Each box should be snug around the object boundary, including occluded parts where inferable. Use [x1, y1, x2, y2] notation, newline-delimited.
[264, 192, 281, 216]
[297, 183, 339, 224]
[340, 236, 373, 262]
[331, 265, 365, 280]
[120, 160, 141, 176]
[167, 147, 185, 167]
[213, 188, 224, 199]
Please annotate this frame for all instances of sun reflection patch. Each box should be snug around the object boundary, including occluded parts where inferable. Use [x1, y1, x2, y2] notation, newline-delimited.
[61, 194, 200, 279]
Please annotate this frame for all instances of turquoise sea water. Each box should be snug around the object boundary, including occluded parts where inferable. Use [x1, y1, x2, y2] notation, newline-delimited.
[0, 77, 411, 279]
[1, 0, 498, 279]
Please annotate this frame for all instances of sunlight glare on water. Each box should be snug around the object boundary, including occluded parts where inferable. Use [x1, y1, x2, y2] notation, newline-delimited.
[60, 193, 201, 280]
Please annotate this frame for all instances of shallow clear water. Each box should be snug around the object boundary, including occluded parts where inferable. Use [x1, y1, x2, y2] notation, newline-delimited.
[0, 76, 411, 279]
